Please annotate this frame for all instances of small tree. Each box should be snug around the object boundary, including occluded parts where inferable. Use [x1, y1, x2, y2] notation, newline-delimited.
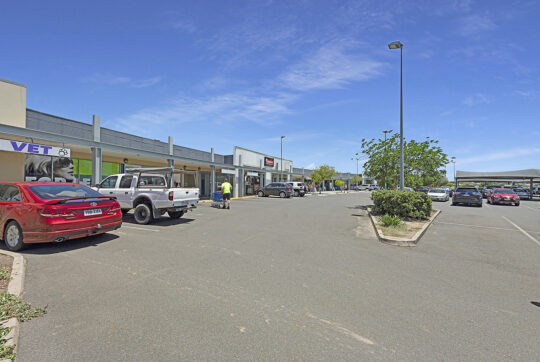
[334, 179, 345, 189]
[310, 165, 337, 191]
[351, 175, 363, 185]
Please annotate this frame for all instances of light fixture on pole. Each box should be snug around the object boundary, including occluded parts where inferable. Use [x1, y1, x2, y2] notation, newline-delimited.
[450, 157, 456, 184]
[351, 153, 360, 179]
[388, 40, 404, 190]
[280, 136, 285, 182]
[382, 130, 393, 190]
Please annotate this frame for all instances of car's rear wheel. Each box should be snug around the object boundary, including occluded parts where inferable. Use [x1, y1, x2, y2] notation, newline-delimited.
[279, 191, 286, 198]
[294, 190, 299, 197]
[134, 203, 153, 224]
[4, 221, 25, 251]
[258, 191, 264, 197]
[168, 210, 184, 219]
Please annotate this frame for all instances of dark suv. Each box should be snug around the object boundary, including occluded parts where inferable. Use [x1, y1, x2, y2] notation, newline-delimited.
[256, 183, 292, 198]
[452, 186, 483, 207]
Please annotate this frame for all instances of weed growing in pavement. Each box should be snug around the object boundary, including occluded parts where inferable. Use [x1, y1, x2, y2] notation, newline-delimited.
[0, 293, 47, 322]
[0, 268, 11, 281]
[0, 327, 15, 361]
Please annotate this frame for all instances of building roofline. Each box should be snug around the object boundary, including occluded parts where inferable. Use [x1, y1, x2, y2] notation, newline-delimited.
[1, 78, 27, 88]
[234, 145, 292, 162]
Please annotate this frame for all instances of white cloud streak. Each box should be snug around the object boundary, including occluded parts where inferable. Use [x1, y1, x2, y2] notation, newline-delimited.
[82, 74, 162, 88]
[463, 93, 490, 106]
[279, 44, 385, 91]
[458, 147, 540, 165]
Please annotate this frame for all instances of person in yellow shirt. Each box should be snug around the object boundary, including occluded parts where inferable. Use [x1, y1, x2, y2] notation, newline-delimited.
[221, 181, 232, 209]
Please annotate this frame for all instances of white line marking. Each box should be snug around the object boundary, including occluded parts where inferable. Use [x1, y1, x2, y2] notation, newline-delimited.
[435, 221, 540, 234]
[121, 225, 160, 232]
[502, 216, 540, 247]
[435, 221, 515, 232]
[523, 205, 539, 212]
[306, 313, 374, 345]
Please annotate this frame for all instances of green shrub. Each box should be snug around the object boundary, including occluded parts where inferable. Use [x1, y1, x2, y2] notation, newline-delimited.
[381, 214, 402, 227]
[372, 190, 432, 219]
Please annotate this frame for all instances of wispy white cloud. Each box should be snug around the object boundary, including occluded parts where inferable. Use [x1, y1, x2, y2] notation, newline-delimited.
[514, 90, 538, 98]
[278, 43, 385, 91]
[305, 162, 316, 169]
[458, 147, 540, 165]
[132, 77, 163, 88]
[115, 92, 297, 133]
[170, 20, 196, 33]
[82, 74, 162, 88]
[456, 14, 496, 36]
[463, 93, 490, 106]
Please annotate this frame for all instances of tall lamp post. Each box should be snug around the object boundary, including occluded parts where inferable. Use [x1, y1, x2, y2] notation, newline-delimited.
[351, 153, 360, 182]
[382, 130, 393, 190]
[388, 40, 404, 190]
[450, 157, 456, 186]
[280, 136, 285, 182]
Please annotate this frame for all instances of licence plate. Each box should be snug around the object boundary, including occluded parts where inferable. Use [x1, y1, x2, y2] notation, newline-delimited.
[84, 208, 102, 216]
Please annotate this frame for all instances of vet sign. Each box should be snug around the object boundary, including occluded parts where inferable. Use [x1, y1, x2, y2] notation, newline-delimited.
[0, 138, 71, 157]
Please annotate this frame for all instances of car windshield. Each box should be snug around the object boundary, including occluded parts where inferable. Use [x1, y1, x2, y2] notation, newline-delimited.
[430, 189, 445, 193]
[456, 187, 477, 192]
[494, 189, 515, 195]
[29, 184, 105, 200]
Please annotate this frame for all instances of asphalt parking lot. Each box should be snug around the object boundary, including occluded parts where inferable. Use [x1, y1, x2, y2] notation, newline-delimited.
[13, 192, 540, 361]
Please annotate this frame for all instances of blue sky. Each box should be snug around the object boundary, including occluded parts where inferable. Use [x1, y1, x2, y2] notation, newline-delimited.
[1, 0, 539, 178]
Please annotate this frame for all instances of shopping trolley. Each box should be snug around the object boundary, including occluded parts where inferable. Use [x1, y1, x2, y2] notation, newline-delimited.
[211, 191, 223, 208]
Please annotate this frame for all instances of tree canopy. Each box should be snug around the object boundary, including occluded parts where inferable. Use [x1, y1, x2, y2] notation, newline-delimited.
[361, 133, 449, 189]
[310, 165, 337, 185]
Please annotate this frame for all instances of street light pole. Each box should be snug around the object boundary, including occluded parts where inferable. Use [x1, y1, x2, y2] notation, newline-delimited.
[388, 41, 404, 190]
[382, 130, 393, 190]
[450, 157, 456, 184]
[280, 136, 285, 182]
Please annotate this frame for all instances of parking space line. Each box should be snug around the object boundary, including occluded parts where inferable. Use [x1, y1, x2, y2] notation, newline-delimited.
[523, 205, 540, 212]
[502, 216, 540, 248]
[435, 221, 516, 232]
[121, 225, 161, 232]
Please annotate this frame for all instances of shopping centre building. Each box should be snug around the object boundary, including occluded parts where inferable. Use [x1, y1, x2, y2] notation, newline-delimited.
[0, 78, 355, 197]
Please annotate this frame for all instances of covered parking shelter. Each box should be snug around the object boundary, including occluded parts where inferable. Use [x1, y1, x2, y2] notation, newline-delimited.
[455, 169, 540, 199]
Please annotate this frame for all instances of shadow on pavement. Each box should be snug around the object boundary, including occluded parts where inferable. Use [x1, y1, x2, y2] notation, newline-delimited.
[121, 214, 195, 227]
[5, 233, 120, 255]
[531, 301, 540, 308]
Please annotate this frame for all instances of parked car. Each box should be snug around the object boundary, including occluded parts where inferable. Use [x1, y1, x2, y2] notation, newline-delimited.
[427, 188, 449, 202]
[289, 182, 307, 197]
[94, 167, 199, 224]
[513, 188, 530, 200]
[256, 183, 292, 198]
[452, 186, 482, 207]
[440, 185, 453, 197]
[482, 185, 499, 199]
[0, 182, 122, 251]
[417, 186, 430, 193]
[368, 185, 380, 191]
[487, 188, 520, 206]
[403, 187, 415, 192]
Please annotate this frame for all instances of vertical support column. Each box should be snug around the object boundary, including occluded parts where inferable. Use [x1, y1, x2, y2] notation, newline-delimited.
[235, 155, 243, 198]
[197, 167, 202, 191]
[302, 168, 305, 183]
[91, 115, 102, 185]
[210, 148, 216, 195]
[168, 136, 174, 167]
[260, 160, 264, 187]
[530, 178, 534, 200]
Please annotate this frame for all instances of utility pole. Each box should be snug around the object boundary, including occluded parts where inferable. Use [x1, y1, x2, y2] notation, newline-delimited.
[383, 130, 392, 190]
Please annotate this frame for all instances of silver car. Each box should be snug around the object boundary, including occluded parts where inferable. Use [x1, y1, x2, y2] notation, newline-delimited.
[427, 188, 449, 202]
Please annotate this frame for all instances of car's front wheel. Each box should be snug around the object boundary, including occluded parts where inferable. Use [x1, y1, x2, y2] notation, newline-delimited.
[279, 191, 286, 198]
[515, 202, 520, 206]
[4, 221, 25, 251]
[134, 203, 153, 224]
[294, 190, 299, 197]
[258, 191, 264, 197]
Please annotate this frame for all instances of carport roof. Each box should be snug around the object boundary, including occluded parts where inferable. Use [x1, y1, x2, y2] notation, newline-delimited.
[456, 169, 540, 180]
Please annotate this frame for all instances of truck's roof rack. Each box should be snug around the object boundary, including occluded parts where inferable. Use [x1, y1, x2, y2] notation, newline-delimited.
[126, 167, 196, 175]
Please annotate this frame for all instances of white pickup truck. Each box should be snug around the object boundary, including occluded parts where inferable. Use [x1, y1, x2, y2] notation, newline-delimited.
[94, 167, 199, 224]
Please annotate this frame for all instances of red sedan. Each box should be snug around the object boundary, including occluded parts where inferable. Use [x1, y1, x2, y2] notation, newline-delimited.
[487, 188, 520, 206]
[0, 182, 122, 251]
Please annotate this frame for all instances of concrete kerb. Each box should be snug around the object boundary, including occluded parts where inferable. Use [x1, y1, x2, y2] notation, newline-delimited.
[368, 209, 441, 247]
[0, 250, 26, 359]
[201, 195, 257, 203]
